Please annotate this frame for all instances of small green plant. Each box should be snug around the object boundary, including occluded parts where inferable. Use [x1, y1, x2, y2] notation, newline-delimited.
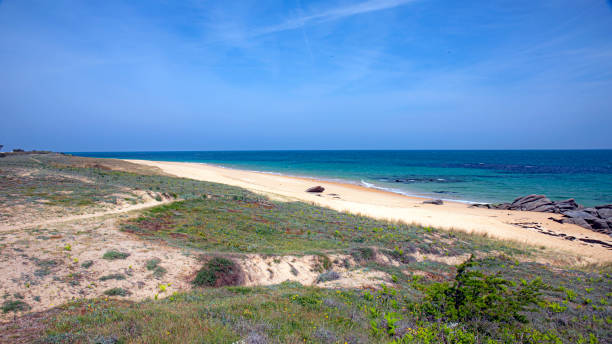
[102, 250, 130, 260]
[99, 273, 126, 281]
[146, 258, 167, 278]
[104, 288, 130, 296]
[81, 260, 94, 269]
[1, 300, 30, 313]
[315, 254, 332, 272]
[350, 247, 375, 262]
[316, 270, 340, 283]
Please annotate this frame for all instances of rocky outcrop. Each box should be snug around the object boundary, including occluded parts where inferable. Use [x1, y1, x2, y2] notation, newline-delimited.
[423, 199, 443, 205]
[306, 186, 325, 193]
[471, 194, 582, 213]
[472, 195, 612, 235]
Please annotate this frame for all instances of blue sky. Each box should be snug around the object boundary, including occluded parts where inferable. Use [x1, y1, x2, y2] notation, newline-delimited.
[1, 0, 611, 151]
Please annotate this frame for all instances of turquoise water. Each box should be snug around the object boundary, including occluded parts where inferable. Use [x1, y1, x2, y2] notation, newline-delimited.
[71, 151, 612, 207]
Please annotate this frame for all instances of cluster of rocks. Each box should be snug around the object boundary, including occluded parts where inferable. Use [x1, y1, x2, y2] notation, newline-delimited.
[472, 195, 612, 235]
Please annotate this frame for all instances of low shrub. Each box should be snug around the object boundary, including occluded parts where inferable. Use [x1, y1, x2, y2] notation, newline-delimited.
[417, 255, 544, 326]
[350, 247, 375, 262]
[102, 250, 130, 260]
[104, 288, 131, 297]
[146, 258, 167, 278]
[316, 270, 341, 283]
[99, 273, 126, 281]
[81, 260, 94, 268]
[1, 300, 30, 313]
[193, 257, 242, 287]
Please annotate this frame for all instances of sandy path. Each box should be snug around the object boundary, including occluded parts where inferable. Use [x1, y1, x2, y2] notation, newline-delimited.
[0, 198, 173, 233]
[127, 159, 612, 263]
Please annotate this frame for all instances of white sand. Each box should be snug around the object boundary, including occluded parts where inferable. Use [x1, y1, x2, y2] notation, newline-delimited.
[127, 160, 612, 263]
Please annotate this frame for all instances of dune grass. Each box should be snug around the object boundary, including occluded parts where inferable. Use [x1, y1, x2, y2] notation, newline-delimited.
[2, 154, 611, 343]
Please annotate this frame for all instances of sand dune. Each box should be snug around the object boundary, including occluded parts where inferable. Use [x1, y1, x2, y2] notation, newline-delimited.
[127, 159, 612, 263]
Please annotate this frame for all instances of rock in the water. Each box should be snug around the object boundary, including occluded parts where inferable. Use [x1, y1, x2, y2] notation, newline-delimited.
[423, 199, 443, 205]
[306, 186, 325, 193]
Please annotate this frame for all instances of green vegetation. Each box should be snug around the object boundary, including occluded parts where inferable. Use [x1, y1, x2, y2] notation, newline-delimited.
[1, 154, 610, 343]
[38, 257, 612, 343]
[193, 257, 242, 287]
[145, 258, 167, 278]
[121, 196, 522, 257]
[99, 273, 126, 281]
[104, 288, 131, 297]
[81, 260, 94, 269]
[2, 300, 30, 314]
[102, 250, 130, 260]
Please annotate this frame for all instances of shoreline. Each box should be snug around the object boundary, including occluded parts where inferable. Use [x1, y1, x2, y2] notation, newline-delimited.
[126, 159, 612, 262]
[196, 162, 480, 204]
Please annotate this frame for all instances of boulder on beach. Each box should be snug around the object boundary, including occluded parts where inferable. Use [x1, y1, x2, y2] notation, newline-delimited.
[595, 205, 612, 219]
[306, 186, 325, 193]
[423, 199, 443, 205]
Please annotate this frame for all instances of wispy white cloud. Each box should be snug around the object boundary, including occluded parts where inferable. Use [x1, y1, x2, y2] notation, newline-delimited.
[255, 0, 416, 36]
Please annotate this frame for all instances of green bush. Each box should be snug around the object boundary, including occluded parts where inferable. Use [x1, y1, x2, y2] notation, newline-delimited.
[99, 273, 126, 281]
[193, 257, 241, 287]
[102, 250, 130, 260]
[418, 255, 544, 325]
[104, 288, 130, 296]
[81, 260, 94, 268]
[1, 300, 30, 313]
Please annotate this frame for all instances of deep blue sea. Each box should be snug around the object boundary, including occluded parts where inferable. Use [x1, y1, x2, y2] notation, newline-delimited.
[71, 150, 612, 207]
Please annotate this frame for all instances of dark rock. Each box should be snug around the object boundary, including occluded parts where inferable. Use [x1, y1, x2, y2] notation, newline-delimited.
[597, 207, 612, 219]
[555, 198, 582, 212]
[510, 194, 546, 206]
[582, 208, 599, 216]
[548, 217, 563, 224]
[562, 210, 599, 220]
[423, 199, 443, 205]
[586, 218, 610, 231]
[562, 217, 592, 230]
[522, 198, 554, 211]
[530, 204, 557, 213]
[594, 204, 612, 210]
[306, 186, 325, 193]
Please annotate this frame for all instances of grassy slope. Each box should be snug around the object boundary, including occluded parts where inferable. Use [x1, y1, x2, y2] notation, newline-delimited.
[1, 154, 611, 343]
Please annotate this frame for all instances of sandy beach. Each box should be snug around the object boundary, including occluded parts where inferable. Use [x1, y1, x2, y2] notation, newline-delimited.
[128, 159, 612, 263]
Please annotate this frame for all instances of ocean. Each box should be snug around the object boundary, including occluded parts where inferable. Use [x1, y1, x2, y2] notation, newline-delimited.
[71, 150, 612, 207]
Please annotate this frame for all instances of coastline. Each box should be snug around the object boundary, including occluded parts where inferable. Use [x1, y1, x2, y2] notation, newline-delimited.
[127, 159, 612, 262]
